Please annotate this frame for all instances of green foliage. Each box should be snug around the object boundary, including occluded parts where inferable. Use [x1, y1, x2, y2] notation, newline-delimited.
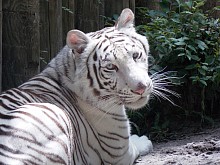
[137, 0, 220, 89]
[150, 113, 170, 141]
[137, 0, 220, 109]
[132, 0, 220, 138]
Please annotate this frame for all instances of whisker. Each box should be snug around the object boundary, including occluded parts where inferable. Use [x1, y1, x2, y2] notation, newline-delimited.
[150, 69, 180, 105]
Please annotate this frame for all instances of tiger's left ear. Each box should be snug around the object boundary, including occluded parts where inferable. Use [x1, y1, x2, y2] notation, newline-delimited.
[115, 8, 134, 30]
[66, 30, 89, 54]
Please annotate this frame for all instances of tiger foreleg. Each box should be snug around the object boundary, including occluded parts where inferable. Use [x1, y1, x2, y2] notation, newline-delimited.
[130, 134, 153, 156]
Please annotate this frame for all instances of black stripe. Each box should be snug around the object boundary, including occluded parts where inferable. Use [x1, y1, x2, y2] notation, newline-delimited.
[0, 100, 14, 111]
[0, 145, 41, 165]
[93, 52, 97, 61]
[103, 45, 109, 52]
[12, 88, 33, 103]
[98, 133, 119, 141]
[108, 132, 129, 139]
[93, 64, 105, 89]
[131, 36, 148, 54]
[112, 117, 128, 122]
[1, 95, 23, 107]
[99, 138, 125, 150]
[86, 48, 97, 87]
[114, 39, 125, 42]
[31, 104, 68, 137]
[28, 146, 66, 164]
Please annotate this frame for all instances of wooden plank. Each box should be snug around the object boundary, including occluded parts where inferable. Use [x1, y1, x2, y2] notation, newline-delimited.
[104, 0, 135, 20]
[75, 0, 100, 33]
[2, 0, 40, 91]
[62, 0, 75, 44]
[39, 0, 50, 71]
[129, 0, 135, 14]
[99, 0, 105, 29]
[0, 0, 2, 92]
[48, 0, 63, 58]
[39, 0, 70, 71]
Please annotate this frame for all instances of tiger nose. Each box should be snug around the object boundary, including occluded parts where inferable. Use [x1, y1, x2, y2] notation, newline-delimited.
[132, 82, 147, 95]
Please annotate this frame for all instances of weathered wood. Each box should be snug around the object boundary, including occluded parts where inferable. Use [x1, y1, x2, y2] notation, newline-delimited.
[48, 0, 63, 58]
[99, 0, 105, 29]
[75, 0, 100, 33]
[62, 0, 75, 44]
[104, 0, 135, 19]
[2, 0, 40, 91]
[39, 0, 51, 71]
[136, 0, 160, 10]
[0, 0, 2, 92]
[39, 0, 63, 71]
[2, 0, 140, 91]
[129, 0, 135, 13]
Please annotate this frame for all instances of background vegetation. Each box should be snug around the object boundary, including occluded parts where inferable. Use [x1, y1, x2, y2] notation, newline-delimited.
[129, 0, 220, 141]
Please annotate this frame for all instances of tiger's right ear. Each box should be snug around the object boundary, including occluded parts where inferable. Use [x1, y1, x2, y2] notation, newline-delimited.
[115, 8, 134, 30]
[66, 30, 89, 54]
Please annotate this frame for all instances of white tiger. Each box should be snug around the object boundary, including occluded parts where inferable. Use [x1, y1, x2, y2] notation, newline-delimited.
[0, 8, 154, 165]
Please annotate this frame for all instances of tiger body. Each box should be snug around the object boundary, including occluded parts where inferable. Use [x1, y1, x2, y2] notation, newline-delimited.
[0, 9, 153, 165]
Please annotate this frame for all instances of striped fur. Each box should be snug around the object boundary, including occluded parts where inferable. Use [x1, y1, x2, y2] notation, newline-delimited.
[0, 9, 153, 165]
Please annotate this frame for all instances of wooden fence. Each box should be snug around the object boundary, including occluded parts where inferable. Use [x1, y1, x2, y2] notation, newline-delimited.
[0, 0, 135, 92]
[1, 0, 219, 92]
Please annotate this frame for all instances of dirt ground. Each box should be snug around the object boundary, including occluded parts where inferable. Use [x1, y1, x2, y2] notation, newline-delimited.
[135, 126, 220, 165]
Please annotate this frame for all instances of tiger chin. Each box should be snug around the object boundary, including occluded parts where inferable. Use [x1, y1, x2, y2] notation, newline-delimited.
[0, 8, 154, 165]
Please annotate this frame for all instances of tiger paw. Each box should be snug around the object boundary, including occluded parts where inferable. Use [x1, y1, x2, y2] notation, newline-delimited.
[130, 134, 153, 156]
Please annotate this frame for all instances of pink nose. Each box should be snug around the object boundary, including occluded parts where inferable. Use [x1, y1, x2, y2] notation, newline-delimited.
[133, 82, 146, 95]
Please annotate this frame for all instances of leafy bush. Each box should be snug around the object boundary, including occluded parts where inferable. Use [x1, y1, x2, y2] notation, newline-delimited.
[138, 0, 220, 85]
[131, 0, 220, 139]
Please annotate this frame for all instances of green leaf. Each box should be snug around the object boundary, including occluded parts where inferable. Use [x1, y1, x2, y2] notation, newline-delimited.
[195, 1, 205, 8]
[205, 56, 215, 65]
[201, 66, 208, 71]
[199, 79, 207, 86]
[198, 68, 206, 76]
[174, 41, 186, 46]
[176, 0, 180, 5]
[186, 54, 191, 60]
[185, 1, 193, 8]
[191, 55, 200, 61]
[178, 53, 185, 57]
[195, 39, 208, 50]
[181, 11, 193, 14]
[190, 76, 199, 81]
[185, 64, 196, 70]
[213, 6, 220, 11]
[187, 45, 197, 52]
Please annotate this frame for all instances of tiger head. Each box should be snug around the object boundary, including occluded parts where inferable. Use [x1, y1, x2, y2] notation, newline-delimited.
[66, 8, 153, 110]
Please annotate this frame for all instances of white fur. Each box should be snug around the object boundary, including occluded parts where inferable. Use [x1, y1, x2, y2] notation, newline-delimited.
[130, 135, 153, 156]
[0, 8, 153, 165]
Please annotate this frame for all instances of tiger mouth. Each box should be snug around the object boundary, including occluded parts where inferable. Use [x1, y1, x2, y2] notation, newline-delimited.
[118, 94, 145, 104]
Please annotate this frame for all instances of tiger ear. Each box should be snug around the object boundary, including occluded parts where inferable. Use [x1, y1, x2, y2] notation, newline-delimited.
[115, 8, 134, 30]
[66, 30, 89, 54]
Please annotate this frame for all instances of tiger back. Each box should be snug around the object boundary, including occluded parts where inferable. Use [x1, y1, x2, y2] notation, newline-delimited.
[0, 8, 153, 165]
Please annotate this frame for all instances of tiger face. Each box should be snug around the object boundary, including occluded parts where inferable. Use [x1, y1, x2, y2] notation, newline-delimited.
[67, 9, 152, 110]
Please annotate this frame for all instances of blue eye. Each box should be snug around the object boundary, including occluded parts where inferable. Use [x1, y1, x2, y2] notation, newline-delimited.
[106, 63, 118, 71]
[133, 52, 139, 61]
